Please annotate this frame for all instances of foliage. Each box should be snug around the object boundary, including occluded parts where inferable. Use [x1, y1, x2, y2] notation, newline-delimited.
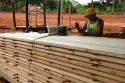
[45, 0, 58, 10]
[28, 0, 43, 6]
[61, 0, 78, 13]
[87, 0, 125, 13]
[28, 0, 58, 11]
[0, 0, 125, 13]
[0, 0, 24, 11]
[61, 0, 68, 12]
[75, 4, 87, 13]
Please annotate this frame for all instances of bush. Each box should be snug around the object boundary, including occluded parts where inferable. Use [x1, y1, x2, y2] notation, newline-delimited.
[76, 6, 87, 13]
[65, 6, 77, 13]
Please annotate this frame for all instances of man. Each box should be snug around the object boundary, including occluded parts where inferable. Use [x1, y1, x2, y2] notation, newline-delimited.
[75, 8, 104, 37]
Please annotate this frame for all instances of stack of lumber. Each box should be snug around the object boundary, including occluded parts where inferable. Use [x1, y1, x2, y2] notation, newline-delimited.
[0, 32, 125, 83]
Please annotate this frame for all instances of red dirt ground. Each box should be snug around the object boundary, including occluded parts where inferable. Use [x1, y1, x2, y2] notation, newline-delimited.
[0, 12, 125, 34]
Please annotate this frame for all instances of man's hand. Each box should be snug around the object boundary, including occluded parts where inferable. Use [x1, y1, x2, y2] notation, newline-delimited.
[75, 22, 79, 28]
[75, 22, 82, 33]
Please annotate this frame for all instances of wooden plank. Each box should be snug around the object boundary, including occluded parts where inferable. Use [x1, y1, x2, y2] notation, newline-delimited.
[2, 39, 33, 47]
[6, 60, 77, 83]
[0, 45, 125, 78]
[0, 60, 29, 83]
[32, 56, 124, 83]
[34, 43, 125, 59]
[0, 54, 92, 82]
[0, 54, 87, 83]
[0, 48, 125, 82]
[32, 51, 125, 78]
[2, 75, 21, 83]
[32, 49, 125, 71]
[37, 36, 125, 48]
[0, 40, 32, 49]
[2, 45, 32, 54]
[0, 53, 79, 82]
[0, 68, 17, 81]
[35, 36, 125, 55]
[0, 33, 125, 56]
[1, 38, 124, 63]
[30, 66, 69, 82]
[31, 62, 118, 83]
[0, 33, 49, 42]
[33, 47, 125, 65]
[0, 33, 125, 83]
[2, 45, 125, 81]
[30, 64, 86, 83]
[32, 61, 96, 83]
[0, 46, 31, 56]
[30, 70, 63, 83]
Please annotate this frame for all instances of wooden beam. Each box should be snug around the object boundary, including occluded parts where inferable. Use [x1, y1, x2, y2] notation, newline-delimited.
[43, 0, 46, 26]
[11, 0, 16, 30]
[25, 0, 29, 32]
[58, 0, 61, 26]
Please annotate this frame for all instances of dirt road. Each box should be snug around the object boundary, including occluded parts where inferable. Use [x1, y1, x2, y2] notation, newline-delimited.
[0, 12, 125, 33]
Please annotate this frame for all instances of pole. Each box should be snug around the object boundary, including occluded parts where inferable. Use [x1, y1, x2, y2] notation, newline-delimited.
[58, 0, 61, 26]
[25, 0, 29, 31]
[68, 0, 71, 28]
[43, 0, 46, 26]
[112, 0, 115, 13]
[11, 0, 16, 30]
[61, 1, 63, 25]
[35, 4, 37, 27]
[69, 6, 71, 28]
[92, 0, 93, 7]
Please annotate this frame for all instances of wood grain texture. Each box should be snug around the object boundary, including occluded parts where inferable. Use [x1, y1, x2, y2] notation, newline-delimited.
[0, 32, 125, 83]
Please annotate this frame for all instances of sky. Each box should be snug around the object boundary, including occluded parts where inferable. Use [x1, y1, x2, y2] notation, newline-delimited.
[75, 0, 99, 4]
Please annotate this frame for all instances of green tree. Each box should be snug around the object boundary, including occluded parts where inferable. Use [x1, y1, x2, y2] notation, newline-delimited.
[46, 0, 57, 10]
[4, 0, 11, 8]
[0, 0, 4, 5]
[28, 0, 57, 11]
[61, 0, 68, 12]
[28, 0, 43, 6]
[61, 0, 77, 13]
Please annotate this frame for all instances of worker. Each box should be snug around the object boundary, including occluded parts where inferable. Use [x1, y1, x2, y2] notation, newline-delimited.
[75, 8, 104, 37]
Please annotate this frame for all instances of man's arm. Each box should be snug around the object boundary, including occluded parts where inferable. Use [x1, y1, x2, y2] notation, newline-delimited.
[75, 22, 87, 34]
[97, 19, 104, 37]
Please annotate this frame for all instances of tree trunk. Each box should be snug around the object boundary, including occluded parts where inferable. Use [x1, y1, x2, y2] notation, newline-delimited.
[112, 0, 115, 13]
[25, 0, 29, 32]
[35, 4, 37, 27]
[5, 2, 7, 8]
[92, 0, 94, 7]
[2, 1, 4, 5]
[15, 0, 17, 9]
[11, 0, 16, 29]
[116, 0, 120, 12]
[43, 0, 46, 26]
[58, 0, 61, 26]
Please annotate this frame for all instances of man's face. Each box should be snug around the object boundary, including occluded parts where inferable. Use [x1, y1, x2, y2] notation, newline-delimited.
[88, 15, 95, 21]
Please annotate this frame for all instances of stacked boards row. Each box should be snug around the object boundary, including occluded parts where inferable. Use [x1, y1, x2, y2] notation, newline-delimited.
[0, 32, 125, 83]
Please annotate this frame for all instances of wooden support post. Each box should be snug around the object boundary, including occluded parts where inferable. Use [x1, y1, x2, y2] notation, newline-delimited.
[25, 0, 29, 32]
[92, 0, 94, 7]
[35, 5, 37, 27]
[61, 11, 63, 25]
[11, 0, 16, 30]
[69, 5, 71, 28]
[43, 0, 46, 26]
[58, 0, 61, 26]
[61, 2, 63, 25]
[112, 0, 115, 13]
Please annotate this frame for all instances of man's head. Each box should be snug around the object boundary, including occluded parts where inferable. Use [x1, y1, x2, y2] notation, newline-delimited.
[85, 8, 96, 20]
